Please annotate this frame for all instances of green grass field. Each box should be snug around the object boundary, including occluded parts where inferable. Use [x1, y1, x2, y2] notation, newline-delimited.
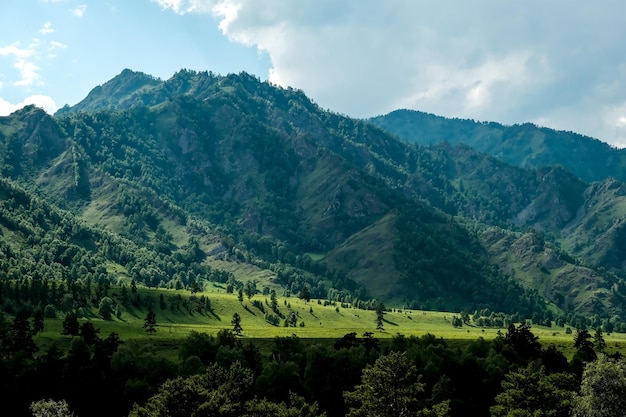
[34, 285, 626, 360]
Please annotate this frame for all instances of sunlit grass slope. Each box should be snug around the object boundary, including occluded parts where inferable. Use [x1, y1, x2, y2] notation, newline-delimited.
[35, 285, 626, 361]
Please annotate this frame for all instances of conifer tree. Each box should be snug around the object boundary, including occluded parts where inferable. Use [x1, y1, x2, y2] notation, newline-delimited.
[143, 307, 157, 335]
[232, 312, 243, 335]
[375, 302, 385, 331]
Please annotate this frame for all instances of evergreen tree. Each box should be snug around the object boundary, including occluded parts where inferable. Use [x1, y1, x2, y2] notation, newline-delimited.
[244, 281, 256, 300]
[593, 327, 606, 354]
[375, 302, 385, 331]
[11, 311, 38, 358]
[143, 307, 158, 335]
[270, 289, 278, 313]
[504, 322, 541, 361]
[79, 321, 100, 346]
[190, 279, 201, 294]
[232, 312, 243, 335]
[32, 309, 44, 335]
[574, 328, 597, 362]
[62, 311, 80, 336]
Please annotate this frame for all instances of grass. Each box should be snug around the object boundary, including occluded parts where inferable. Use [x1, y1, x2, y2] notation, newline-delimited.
[305, 253, 326, 262]
[33, 285, 626, 361]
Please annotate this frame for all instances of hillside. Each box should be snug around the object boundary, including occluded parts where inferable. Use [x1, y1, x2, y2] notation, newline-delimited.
[1, 69, 626, 325]
[370, 109, 626, 183]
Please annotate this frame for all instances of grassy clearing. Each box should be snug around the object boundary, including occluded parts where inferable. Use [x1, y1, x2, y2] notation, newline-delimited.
[34, 286, 626, 360]
[305, 253, 326, 262]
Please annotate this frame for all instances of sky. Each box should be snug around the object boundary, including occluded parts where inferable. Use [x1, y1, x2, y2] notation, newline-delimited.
[2, 1, 626, 147]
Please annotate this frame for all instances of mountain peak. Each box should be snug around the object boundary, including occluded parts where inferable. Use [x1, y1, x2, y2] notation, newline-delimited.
[55, 68, 161, 115]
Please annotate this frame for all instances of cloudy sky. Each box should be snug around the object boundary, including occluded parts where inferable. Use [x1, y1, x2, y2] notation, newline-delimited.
[2, 1, 626, 147]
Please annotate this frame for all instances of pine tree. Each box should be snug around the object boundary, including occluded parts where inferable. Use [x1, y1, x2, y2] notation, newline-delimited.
[593, 327, 606, 353]
[231, 312, 243, 335]
[32, 309, 44, 335]
[143, 307, 157, 335]
[270, 289, 278, 313]
[375, 302, 385, 331]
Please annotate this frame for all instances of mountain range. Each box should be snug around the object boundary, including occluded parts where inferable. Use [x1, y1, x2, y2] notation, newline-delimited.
[2, 68, 626, 325]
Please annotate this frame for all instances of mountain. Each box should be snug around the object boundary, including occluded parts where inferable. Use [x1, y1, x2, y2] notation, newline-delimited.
[369, 109, 626, 183]
[2, 68, 626, 325]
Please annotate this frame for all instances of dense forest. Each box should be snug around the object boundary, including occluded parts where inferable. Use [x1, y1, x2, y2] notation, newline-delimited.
[2, 307, 624, 417]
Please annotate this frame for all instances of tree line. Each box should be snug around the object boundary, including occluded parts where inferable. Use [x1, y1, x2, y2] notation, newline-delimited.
[2, 305, 625, 417]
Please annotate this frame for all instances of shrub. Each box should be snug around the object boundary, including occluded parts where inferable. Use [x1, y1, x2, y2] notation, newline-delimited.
[44, 304, 57, 319]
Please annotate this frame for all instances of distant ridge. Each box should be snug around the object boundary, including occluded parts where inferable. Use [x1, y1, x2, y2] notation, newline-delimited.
[370, 109, 626, 183]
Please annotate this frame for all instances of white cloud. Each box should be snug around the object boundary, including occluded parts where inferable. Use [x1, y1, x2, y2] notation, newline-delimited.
[71, 5, 87, 17]
[1, 22, 68, 88]
[155, 0, 626, 147]
[598, 102, 626, 148]
[152, 0, 184, 13]
[0, 43, 36, 59]
[0, 42, 41, 86]
[50, 41, 67, 49]
[13, 59, 41, 86]
[39, 22, 54, 35]
[0, 94, 58, 116]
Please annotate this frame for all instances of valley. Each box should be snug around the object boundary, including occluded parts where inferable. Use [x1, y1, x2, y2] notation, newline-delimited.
[3, 68, 626, 416]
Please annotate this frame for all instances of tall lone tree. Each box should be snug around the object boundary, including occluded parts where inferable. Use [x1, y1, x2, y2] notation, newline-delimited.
[375, 302, 385, 331]
[32, 309, 44, 335]
[232, 312, 243, 335]
[270, 289, 279, 313]
[244, 281, 256, 300]
[143, 307, 158, 335]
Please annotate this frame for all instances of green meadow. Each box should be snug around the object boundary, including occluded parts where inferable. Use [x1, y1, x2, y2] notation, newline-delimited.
[33, 284, 626, 360]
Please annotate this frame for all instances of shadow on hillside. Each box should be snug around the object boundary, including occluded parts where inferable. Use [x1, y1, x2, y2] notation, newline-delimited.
[383, 318, 398, 326]
[243, 305, 256, 316]
[206, 309, 221, 321]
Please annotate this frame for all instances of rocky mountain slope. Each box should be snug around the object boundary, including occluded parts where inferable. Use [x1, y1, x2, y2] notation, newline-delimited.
[1, 69, 626, 322]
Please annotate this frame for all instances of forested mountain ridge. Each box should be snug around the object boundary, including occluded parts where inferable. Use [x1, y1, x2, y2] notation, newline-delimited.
[370, 109, 626, 183]
[1, 68, 626, 323]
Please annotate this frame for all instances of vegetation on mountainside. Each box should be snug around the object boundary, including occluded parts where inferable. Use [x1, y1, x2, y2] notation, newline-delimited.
[5, 68, 626, 417]
[3, 68, 626, 325]
[370, 108, 626, 183]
